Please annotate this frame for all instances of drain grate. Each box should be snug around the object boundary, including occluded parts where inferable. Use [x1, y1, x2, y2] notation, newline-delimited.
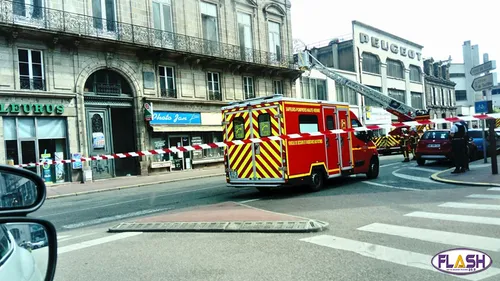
[108, 220, 328, 233]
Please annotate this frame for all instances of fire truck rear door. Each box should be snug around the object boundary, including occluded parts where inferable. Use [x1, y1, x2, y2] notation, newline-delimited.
[251, 104, 285, 181]
[223, 108, 256, 182]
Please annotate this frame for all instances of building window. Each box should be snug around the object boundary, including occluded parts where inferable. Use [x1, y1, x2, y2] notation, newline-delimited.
[18, 49, 45, 91]
[440, 89, 445, 106]
[432, 87, 437, 104]
[386, 59, 404, 79]
[411, 92, 423, 109]
[362, 53, 380, 74]
[388, 88, 405, 103]
[455, 90, 466, 101]
[237, 12, 253, 61]
[268, 21, 281, 60]
[233, 117, 245, 140]
[273, 80, 283, 95]
[92, 0, 116, 32]
[200, 1, 218, 42]
[243, 76, 255, 99]
[207, 72, 221, 100]
[298, 114, 318, 133]
[336, 84, 358, 105]
[3, 117, 70, 182]
[450, 73, 465, 78]
[159, 66, 176, 98]
[448, 89, 453, 106]
[13, 0, 43, 19]
[364, 85, 381, 107]
[409, 65, 421, 82]
[258, 113, 271, 137]
[152, 0, 173, 32]
[301, 77, 327, 100]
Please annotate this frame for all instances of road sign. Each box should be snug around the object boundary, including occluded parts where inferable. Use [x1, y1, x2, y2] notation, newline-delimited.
[470, 60, 496, 76]
[472, 72, 498, 91]
[475, 100, 493, 114]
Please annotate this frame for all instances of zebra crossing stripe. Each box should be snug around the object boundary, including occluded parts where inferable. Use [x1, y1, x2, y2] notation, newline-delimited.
[439, 202, 500, 211]
[300, 235, 500, 281]
[404, 211, 500, 226]
[358, 223, 500, 252]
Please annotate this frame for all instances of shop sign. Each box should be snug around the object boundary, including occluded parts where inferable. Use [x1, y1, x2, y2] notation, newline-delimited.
[358, 32, 422, 61]
[144, 103, 153, 121]
[150, 111, 202, 125]
[0, 103, 64, 115]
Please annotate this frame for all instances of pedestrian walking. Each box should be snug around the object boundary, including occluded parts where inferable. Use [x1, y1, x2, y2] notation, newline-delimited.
[450, 122, 467, 173]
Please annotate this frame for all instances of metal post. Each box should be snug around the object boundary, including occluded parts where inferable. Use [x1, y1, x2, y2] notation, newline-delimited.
[488, 118, 498, 174]
[483, 119, 488, 163]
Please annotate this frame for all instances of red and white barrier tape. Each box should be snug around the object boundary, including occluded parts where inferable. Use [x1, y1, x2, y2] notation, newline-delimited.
[13, 113, 500, 168]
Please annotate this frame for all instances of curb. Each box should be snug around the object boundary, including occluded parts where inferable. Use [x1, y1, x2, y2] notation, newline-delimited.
[430, 169, 500, 187]
[107, 220, 330, 233]
[46, 173, 225, 200]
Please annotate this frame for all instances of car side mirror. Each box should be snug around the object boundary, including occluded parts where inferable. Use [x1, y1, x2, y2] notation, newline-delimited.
[0, 165, 58, 281]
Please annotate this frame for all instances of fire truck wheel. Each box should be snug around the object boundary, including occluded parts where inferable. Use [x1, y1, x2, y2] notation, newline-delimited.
[309, 169, 325, 192]
[366, 156, 379, 179]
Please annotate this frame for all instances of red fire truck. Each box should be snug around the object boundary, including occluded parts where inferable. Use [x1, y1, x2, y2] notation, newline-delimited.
[221, 95, 379, 192]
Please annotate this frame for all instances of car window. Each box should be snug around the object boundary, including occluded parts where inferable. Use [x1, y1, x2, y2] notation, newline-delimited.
[421, 131, 449, 140]
[0, 225, 12, 262]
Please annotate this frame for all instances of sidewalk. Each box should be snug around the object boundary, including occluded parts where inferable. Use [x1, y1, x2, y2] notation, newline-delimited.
[431, 155, 500, 187]
[45, 167, 225, 199]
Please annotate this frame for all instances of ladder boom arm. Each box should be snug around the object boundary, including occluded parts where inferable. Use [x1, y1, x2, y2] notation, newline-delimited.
[298, 51, 428, 122]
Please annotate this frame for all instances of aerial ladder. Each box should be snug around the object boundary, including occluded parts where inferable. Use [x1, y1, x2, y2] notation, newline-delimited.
[293, 40, 430, 154]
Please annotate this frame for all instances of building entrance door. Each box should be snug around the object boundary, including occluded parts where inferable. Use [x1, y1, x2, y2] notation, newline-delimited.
[168, 136, 190, 170]
[86, 108, 114, 180]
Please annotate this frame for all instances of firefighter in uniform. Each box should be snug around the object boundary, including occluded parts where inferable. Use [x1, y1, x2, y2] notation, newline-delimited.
[400, 128, 410, 162]
[461, 121, 470, 171]
[409, 127, 419, 160]
[450, 122, 467, 173]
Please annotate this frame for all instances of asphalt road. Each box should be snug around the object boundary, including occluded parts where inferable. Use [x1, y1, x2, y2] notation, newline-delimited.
[32, 154, 500, 281]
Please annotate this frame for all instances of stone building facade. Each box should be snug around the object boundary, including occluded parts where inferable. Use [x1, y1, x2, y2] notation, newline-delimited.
[423, 58, 457, 129]
[0, 0, 301, 183]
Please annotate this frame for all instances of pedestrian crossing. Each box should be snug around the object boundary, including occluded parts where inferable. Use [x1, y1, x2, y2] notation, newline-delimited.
[300, 187, 500, 280]
[56, 230, 144, 255]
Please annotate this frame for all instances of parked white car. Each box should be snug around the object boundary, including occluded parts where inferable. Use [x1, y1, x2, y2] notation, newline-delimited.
[0, 225, 43, 281]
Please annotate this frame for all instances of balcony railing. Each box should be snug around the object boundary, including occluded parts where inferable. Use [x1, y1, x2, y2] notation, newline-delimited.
[0, 0, 296, 69]
[160, 88, 176, 98]
[20, 77, 45, 91]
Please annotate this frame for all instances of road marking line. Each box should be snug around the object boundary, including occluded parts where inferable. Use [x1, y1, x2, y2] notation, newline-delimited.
[358, 223, 500, 252]
[404, 211, 500, 226]
[467, 194, 500, 200]
[58, 232, 97, 242]
[488, 188, 500, 192]
[439, 202, 500, 211]
[58, 232, 142, 254]
[39, 185, 224, 218]
[392, 170, 444, 185]
[364, 181, 422, 191]
[409, 167, 441, 173]
[299, 234, 500, 281]
[57, 235, 71, 240]
[380, 163, 399, 168]
[62, 207, 171, 229]
[238, 198, 261, 204]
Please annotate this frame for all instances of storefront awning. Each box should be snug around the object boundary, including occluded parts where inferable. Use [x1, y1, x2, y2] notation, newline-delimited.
[152, 125, 222, 132]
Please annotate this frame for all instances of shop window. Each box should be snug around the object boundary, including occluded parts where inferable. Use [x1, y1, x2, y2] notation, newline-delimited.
[233, 117, 245, 140]
[258, 114, 271, 137]
[326, 116, 335, 130]
[299, 114, 318, 133]
[2, 117, 70, 183]
[192, 132, 223, 161]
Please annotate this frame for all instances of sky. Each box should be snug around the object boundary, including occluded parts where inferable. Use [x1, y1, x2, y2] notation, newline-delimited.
[290, 0, 498, 65]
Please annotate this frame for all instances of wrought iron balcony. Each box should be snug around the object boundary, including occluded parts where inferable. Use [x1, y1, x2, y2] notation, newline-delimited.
[160, 88, 176, 98]
[0, 0, 296, 69]
[208, 91, 222, 101]
[20, 77, 45, 91]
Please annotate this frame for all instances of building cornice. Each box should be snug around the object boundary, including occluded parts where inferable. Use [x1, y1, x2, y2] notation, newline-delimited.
[424, 75, 456, 87]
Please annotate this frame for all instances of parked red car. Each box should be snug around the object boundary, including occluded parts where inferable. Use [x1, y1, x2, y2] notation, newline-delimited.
[415, 130, 478, 166]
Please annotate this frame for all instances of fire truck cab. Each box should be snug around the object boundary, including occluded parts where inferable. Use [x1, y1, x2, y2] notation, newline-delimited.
[221, 95, 379, 192]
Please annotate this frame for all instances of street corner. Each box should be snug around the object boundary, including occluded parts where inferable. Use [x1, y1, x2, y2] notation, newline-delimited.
[430, 167, 500, 187]
[107, 201, 329, 234]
